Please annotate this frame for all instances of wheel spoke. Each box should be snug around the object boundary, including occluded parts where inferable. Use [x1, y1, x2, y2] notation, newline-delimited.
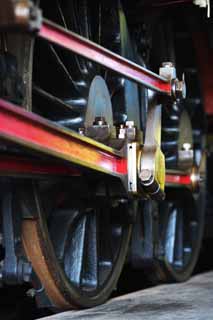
[33, 86, 82, 114]
[174, 208, 184, 267]
[165, 206, 177, 264]
[48, 44, 80, 92]
[56, 0, 68, 29]
[80, 211, 98, 289]
[50, 209, 79, 261]
[189, 220, 198, 249]
[98, 207, 113, 284]
[64, 214, 87, 286]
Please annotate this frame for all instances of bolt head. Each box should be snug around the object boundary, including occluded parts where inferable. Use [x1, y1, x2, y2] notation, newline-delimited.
[161, 61, 174, 68]
[173, 78, 186, 100]
[78, 128, 85, 135]
[93, 116, 107, 126]
[26, 288, 36, 298]
[126, 121, 134, 128]
[160, 62, 176, 80]
[140, 169, 152, 182]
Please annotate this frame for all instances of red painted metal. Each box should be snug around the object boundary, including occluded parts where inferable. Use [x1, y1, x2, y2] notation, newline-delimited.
[0, 156, 80, 177]
[165, 173, 191, 186]
[0, 99, 127, 177]
[0, 96, 194, 187]
[38, 19, 171, 95]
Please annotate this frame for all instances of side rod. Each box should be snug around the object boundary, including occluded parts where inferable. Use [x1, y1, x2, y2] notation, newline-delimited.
[0, 154, 193, 189]
[39, 19, 171, 95]
[0, 99, 127, 178]
[0, 99, 192, 188]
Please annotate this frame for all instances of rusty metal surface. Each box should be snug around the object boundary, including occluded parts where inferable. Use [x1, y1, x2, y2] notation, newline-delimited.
[22, 219, 72, 309]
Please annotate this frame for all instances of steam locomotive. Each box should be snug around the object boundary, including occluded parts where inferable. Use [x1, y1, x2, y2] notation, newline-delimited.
[0, 0, 211, 311]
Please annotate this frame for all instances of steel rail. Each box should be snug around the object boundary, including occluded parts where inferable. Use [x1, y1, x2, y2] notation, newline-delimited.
[38, 19, 172, 95]
[0, 99, 127, 177]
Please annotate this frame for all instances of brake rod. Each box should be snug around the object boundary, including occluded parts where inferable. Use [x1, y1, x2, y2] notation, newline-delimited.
[38, 19, 172, 95]
[0, 99, 127, 178]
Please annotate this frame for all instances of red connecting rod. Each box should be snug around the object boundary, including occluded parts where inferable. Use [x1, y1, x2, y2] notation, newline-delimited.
[0, 99, 192, 187]
[0, 98, 127, 178]
[38, 19, 171, 95]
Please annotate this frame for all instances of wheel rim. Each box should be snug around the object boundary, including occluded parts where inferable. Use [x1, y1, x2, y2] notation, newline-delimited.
[133, 12, 206, 281]
[17, 0, 136, 309]
[22, 181, 131, 309]
[159, 15, 206, 280]
[158, 187, 204, 280]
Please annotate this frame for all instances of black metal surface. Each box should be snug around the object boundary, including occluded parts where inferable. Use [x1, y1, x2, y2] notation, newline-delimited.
[127, 9, 206, 283]
[1, 181, 32, 285]
[157, 189, 200, 274]
[32, 0, 127, 130]
[0, 49, 23, 104]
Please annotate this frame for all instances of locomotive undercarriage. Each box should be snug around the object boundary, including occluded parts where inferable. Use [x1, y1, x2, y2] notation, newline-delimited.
[0, 0, 207, 311]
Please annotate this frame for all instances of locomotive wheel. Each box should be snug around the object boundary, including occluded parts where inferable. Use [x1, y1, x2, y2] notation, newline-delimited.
[22, 182, 131, 309]
[156, 184, 205, 282]
[125, 10, 206, 282]
[150, 14, 206, 282]
[155, 105, 206, 282]
[20, 0, 136, 310]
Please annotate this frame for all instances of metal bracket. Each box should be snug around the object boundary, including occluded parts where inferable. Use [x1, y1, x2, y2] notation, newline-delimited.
[139, 103, 166, 200]
[127, 142, 138, 194]
[159, 62, 186, 100]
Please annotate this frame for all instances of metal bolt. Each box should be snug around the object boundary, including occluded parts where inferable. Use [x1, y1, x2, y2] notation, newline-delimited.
[118, 124, 126, 139]
[126, 121, 136, 141]
[161, 62, 174, 68]
[93, 116, 107, 126]
[126, 121, 135, 128]
[26, 288, 36, 298]
[172, 78, 186, 100]
[78, 128, 85, 136]
[140, 169, 152, 182]
[160, 62, 176, 80]
[183, 143, 192, 151]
